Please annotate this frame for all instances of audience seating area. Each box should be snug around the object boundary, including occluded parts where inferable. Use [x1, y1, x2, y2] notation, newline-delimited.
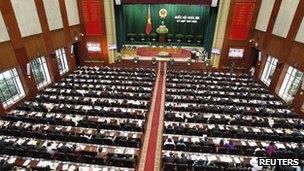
[0, 66, 156, 170]
[0, 65, 303, 170]
[162, 70, 304, 171]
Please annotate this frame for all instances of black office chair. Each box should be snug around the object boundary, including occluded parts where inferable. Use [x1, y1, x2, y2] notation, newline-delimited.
[29, 150, 42, 158]
[129, 139, 139, 148]
[81, 154, 95, 164]
[163, 162, 175, 171]
[67, 153, 79, 162]
[176, 144, 186, 151]
[203, 165, 219, 171]
[218, 147, 228, 154]
[193, 165, 204, 171]
[176, 163, 188, 171]
[244, 148, 254, 156]
[40, 152, 52, 159]
[164, 144, 175, 150]
[3, 147, 15, 155]
[201, 146, 213, 153]
[255, 150, 267, 157]
[55, 152, 67, 161]
[229, 148, 240, 155]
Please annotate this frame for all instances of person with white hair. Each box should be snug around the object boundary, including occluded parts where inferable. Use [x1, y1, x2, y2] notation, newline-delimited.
[250, 66, 256, 76]
[250, 157, 263, 171]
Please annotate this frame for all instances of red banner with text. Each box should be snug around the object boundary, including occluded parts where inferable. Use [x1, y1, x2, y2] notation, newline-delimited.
[229, 2, 255, 40]
[82, 0, 102, 35]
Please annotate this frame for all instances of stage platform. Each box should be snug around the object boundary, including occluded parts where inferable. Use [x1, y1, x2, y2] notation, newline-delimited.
[121, 44, 204, 62]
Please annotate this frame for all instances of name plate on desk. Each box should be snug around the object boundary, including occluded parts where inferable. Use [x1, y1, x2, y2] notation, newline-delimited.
[220, 156, 233, 163]
[114, 148, 124, 154]
[252, 128, 261, 133]
[248, 141, 257, 147]
[23, 159, 31, 166]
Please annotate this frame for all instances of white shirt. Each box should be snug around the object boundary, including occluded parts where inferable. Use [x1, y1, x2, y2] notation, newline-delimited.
[250, 157, 263, 171]
[164, 138, 175, 146]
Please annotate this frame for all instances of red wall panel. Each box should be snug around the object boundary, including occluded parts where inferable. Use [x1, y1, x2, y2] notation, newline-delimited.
[82, 0, 102, 35]
[229, 2, 255, 40]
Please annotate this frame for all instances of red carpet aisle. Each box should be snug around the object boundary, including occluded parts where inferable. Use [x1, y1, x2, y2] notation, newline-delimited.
[144, 62, 166, 171]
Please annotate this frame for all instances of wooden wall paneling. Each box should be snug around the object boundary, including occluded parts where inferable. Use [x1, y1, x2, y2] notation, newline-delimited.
[50, 30, 67, 50]
[75, 0, 87, 66]
[77, 0, 109, 66]
[0, 42, 18, 73]
[252, 30, 265, 50]
[70, 25, 82, 42]
[254, 0, 283, 94]
[268, 62, 284, 93]
[263, 0, 304, 65]
[260, 0, 282, 52]
[218, 0, 237, 69]
[288, 43, 304, 72]
[46, 54, 60, 82]
[69, 25, 82, 71]
[219, 0, 261, 71]
[0, 0, 24, 49]
[266, 35, 285, 60]
[243, 0, 261, 70]
[59, 0, 77, 71]
[35, 0, 61, 82]
[256, 51, 267, 79]
[252, 0, 304, 115]
[0, 0, 38, 99]
[0, 0, 84, 111]
[292, 88, 304, 115]
[59, 0, 72, 43]
[14, 47, 38, 96]
[280, 0, 304, 59]
[23, 35, 48, 60]
[35, 0, 52, 53]
[0, 103, 5, 115]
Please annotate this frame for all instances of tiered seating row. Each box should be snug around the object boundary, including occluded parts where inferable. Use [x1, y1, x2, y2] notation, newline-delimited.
[0, 66, 156, 170]
[162, 70, 304, 170]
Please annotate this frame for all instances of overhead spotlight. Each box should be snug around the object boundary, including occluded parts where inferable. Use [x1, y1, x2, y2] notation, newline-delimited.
[249, 39, 254, 43]
[75, 37, 79, 41]
[26, 63, 31, 76]
[79, 33, 84, 37]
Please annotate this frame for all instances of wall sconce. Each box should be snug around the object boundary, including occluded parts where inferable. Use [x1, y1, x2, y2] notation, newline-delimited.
[26, 63, 31, 76]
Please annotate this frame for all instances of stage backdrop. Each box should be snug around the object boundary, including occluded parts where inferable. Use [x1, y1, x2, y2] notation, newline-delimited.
[115, 4, 218, 55]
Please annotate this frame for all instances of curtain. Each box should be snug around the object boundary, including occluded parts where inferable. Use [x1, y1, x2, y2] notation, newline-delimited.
[122, 4, 211, 37]
[114, 5, 125, 50]
[115, 4, 219, 51]
[203, 7, 218, 57]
